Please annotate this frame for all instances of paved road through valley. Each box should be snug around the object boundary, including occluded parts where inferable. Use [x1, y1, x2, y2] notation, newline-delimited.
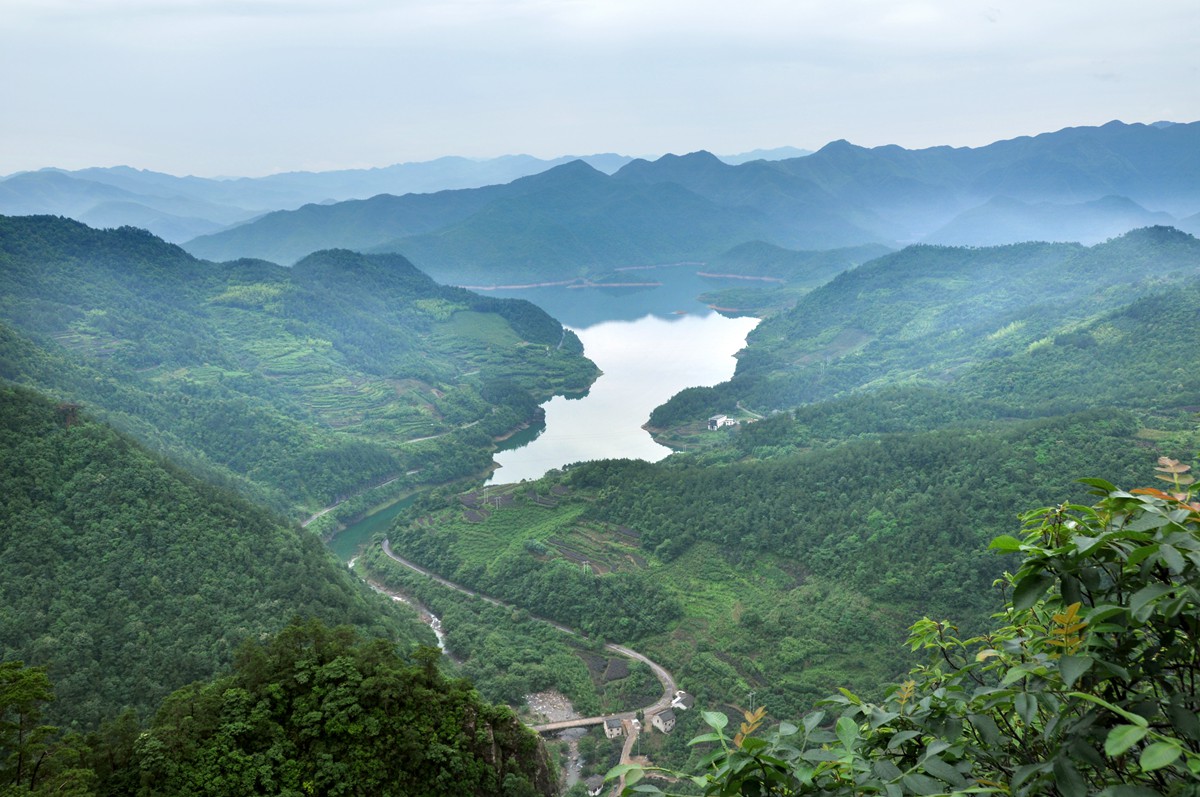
[380, 540, 679, 724]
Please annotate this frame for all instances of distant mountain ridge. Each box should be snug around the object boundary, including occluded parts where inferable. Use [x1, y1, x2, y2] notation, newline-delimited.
[179, 121, 1200, 283]
[0, 147, 807, 243]
[0, 154, 624, 243]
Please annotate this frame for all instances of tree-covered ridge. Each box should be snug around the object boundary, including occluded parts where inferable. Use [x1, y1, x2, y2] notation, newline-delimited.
[134, 620, 556, 797]
[0, 215, 597, 516]
[2, 621, 556, 797]
[0, 384, 431, 730]
[650, 227, 1200, 429]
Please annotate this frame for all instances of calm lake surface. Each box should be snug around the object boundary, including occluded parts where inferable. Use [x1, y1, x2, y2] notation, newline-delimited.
[483, 268, 760, 484]
[331, 267, 758, 554]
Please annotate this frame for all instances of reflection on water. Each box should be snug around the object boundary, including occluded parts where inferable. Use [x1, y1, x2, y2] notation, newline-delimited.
[487, 270, 759, 484]
[327, 495, 417, 563]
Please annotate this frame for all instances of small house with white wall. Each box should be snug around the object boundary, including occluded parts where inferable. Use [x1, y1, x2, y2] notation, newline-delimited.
[585, 775, 605, 796]
[650, 708, 676, 734]
[604, 717, 623, 739]
[671, 691, 695, 710]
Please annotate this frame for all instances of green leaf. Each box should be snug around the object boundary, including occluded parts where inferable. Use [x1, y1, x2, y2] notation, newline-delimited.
[1059, 655, 1093, 688]
[1139, 741, 1182, 771]
[836, 687, 863, 705]
[702, 710, 728, 731]
[1167, 701, 1200, 741]
[869, 706, 900, 728]
[1014, 692, 1038, 727]
[887, 730, 921, 750]
[922, 755, 966, 787]
[989, 534, 1024, 552]
[1053, 757, 1087, 797]
[873, 760, 903, 780]
[968, 713, 1002, 746]
[1127, 543, 1160, 567]
[901, 772, 944, 796]
[604, 763, 641, 780]
[688, 732, 724, 745]
[802, 711, 824, 733]
[1129, 583, 1173, 621]
[801, 749, 842, 763]
[1159, 543, 1185, 574]
[1071, 692, 1148, 727]
[1071, 534, 1105, 555]
[1127, 511, 1170, 532]
[740, 736, 768, 754]
[836, 716, 858, 749]
[1012, 572, 1055, 611]
[1078, 477, 1117, 493]
[1104, 724, 1147, 757]
[1087, 604, 1127, 623]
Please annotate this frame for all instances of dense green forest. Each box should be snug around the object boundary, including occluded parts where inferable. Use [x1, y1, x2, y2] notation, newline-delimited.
[0, 384, 431, 731]
[2, 620, 556, 796]
[0, 215, 597, 518]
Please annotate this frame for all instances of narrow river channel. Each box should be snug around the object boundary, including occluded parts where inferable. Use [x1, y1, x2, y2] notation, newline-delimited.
[327, 494, 417, 563]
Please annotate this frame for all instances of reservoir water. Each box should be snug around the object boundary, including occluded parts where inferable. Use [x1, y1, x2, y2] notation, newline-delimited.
[331, 267, 759, 546]
[328, 494, 417, 563]
[482, 268, 760, 484]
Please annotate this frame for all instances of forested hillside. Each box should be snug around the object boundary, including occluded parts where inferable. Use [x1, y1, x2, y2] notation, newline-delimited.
[651, 226, 1200, 429]
[374, 227, 1200, 731]
[0, 384, 431, 729]
[2, 620, 555, 796]
[0, 215, 597, 518]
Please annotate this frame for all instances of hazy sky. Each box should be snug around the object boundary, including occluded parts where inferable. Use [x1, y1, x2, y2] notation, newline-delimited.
[2, 0, 1197, 176]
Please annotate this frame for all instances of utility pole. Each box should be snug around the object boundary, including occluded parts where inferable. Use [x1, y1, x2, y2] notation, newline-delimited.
[747, 690, 756, 713]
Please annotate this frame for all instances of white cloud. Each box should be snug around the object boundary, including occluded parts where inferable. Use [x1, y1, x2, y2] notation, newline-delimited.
[1, 0, 1197, 174]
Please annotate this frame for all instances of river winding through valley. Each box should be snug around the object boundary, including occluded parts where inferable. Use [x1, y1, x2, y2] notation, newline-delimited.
[326, 269, 757, 791]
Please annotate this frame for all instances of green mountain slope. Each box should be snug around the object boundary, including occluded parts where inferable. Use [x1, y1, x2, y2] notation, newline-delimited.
[378, 163, 782, 284]
[0, 215, 597, 517]
[370, 227, 1200, 727]
[651, 226, 1200, 427]
[0, 384, 431, 729]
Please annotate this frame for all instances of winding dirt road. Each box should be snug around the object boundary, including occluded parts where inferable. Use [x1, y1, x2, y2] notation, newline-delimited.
[379, 540, 678, 723]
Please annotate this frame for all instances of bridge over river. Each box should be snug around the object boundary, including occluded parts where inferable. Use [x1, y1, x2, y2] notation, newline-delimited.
[380, 540, 682, 792]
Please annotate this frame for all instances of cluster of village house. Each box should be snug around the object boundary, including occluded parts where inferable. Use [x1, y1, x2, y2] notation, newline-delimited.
[584, 692, 696, 795]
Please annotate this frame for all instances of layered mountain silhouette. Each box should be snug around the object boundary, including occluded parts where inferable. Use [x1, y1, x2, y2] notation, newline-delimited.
[174, 121, 1199, 283]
